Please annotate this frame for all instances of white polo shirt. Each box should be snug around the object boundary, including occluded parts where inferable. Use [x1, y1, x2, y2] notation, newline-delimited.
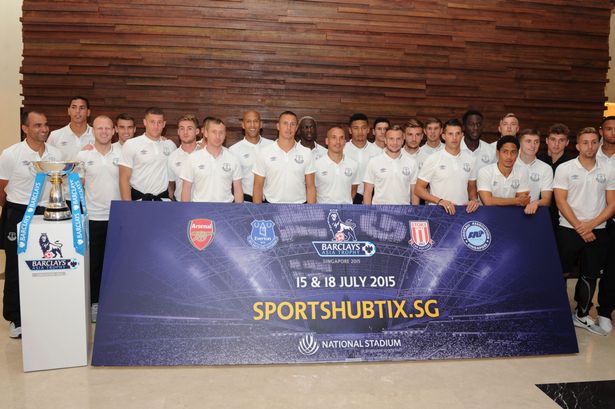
[118, 134, 177, 195]
[421, 143, 443, 156]
[418, 149, 477, 205]
[253, 141, 315, 204]
[597, 146, 615, 170]
[553, 158, 615, 229]
[477, 163, 530, 199]
[48, 124, 95, 160]
[76, 144, 121, 221]
[229, 136, 273, 196]
[312, 143, 328, 161]
[364, 152, 418, 205]
[314, 154, 359, 204]
[180, 147, 241, 203]
[461, 139, 496, 174]
[0, 141, 62, 206]
[167, 146, 194, 201]
[343, 141, 382, 195]
[515, 158, 553, 202]
[401, 147, 429, 171]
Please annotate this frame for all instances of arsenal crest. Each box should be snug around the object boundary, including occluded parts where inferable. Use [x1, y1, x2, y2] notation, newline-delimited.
[408, 220, 434, 250]
[188, 219, 215, 251]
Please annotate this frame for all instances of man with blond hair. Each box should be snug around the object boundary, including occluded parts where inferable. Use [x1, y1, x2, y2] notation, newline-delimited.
[168, 114, 200, 201]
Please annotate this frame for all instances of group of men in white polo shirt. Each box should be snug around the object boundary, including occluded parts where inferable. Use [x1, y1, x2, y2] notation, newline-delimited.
[1, 98, 614, 340]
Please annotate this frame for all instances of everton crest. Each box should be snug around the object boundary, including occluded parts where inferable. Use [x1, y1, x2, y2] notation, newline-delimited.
[247, 220, 279, 250]
[408, 220, 434, 250]
[188, 219, 215, 251]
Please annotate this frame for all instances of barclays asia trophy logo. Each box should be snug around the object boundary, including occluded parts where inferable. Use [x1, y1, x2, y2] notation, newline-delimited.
[312, 210, 376, 257]
[24, 233, 79, 271]
[408, 220, 434, 250]
[247, 220, 279, 250]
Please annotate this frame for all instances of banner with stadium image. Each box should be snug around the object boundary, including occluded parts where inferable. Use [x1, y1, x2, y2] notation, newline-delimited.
[92, 202, 578, 366]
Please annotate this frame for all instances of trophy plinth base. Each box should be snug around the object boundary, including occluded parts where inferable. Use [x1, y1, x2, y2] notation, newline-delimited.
[44, 207, 72, 221]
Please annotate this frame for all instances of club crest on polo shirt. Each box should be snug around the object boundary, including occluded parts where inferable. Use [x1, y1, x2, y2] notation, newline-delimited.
[511, 179, 520, 189]
[463, 163, 471, 172]
[530, 172, 540, 182]
[344, 168, 353, 177]
[402, 167, 411, 176]
[222, 163, 232, 172]
[294, 155, 304, 164]
[163, 147, 172, 156]
[596, 173, 607, 183]
[481, 154, 490, 163]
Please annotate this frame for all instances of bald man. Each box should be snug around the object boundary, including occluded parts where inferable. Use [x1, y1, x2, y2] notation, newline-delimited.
[76, 115, 122, 322]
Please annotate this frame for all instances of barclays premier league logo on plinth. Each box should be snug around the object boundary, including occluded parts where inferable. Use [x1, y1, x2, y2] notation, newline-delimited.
[408, 220, 434, 250]
[312, 210, 376, 257]
[24, 233, 79, 272]
[247, 220, 279, 250]
[187, 219, 215, 251]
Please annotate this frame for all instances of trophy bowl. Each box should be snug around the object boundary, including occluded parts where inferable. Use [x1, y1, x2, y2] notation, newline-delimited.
[31, 161, 82, 221]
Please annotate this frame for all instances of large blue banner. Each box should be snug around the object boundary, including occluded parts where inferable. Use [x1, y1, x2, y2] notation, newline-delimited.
[92, 202, 578, 366]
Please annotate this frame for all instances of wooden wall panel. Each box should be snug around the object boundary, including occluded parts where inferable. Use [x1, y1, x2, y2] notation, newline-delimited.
[21, 0, 611, 145]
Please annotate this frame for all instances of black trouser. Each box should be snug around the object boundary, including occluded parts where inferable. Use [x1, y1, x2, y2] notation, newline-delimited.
[130, 188, 169, 201]
[243, 194, 253, 203]
[598, 219, 615, 319]
[353, 193, 364, 205]
[1, 202, 45, 325]
[88, 220, 109, 304]
[557, 226, 610, 317]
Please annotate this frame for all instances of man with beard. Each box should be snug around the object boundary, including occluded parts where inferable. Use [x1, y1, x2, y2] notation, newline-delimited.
[461, 110, 496, 174]
[297, 116, 327, 160]
[229, 110, 273, 202]
[363, 125, 419, 205]
[168, 114, 200, 201]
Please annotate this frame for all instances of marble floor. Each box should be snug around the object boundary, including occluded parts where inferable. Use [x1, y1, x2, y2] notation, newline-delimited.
[0, 279, 613, 409]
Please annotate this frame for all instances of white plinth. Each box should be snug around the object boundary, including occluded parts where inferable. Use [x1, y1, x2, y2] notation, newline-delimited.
[18, 216, 90, 372]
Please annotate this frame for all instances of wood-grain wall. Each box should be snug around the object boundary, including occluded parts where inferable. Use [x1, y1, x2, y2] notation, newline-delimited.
[21, 0, 611, 145]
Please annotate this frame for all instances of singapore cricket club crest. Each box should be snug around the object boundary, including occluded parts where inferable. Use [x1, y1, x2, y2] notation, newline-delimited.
[408, 220, 434, 250]
[247, 220, 279, 250]
[188, 219, 215, 251]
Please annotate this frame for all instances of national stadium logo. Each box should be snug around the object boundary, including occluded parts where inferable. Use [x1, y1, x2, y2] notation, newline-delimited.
[312, 210, 376, 257]
[247, 220, 279, 250]
[408, 220, 434, 250]
[461, 221, 491, 252]
[298, 334, 319, 356]
[24, 233, 79, 271]
[188, 219, 215, 251]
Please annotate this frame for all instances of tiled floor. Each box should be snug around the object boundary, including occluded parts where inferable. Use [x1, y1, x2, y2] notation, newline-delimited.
[0, 279, 613, 409]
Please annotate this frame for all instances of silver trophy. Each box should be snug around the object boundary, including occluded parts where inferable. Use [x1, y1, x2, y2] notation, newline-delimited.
[31, 161, 81, 221]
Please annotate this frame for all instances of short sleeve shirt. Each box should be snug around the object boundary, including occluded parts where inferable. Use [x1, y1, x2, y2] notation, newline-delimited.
[364, 152, 418, 205]
[228, 136, 274, 196]
[76, 144, 121, 220]
[118, 134, 177, 195]
[343, 141, 382, 195]
[253, 141, 315, 204]
[167, 147, 193, 201]
[401, 147, 429, 171]
[515, 158, 553, 202]
[314, 154, 359, 204]
[553, 158, 615, 229]
[461, 139, 496, 174]
[477, 163, 530, 199]
[180, 147, 241, 203]
[418, 149, 477, 205]
[47, 124, 95, 160]
[0, 141, 62, 206]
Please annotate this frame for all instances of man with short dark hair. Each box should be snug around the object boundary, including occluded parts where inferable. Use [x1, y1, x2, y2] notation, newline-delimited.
[515, 129, 553, 215]
[416, 119, 480, 215]
[343, 113, 381, 204]
[461, 110, 496, 174]
[48, 96, 94, 160]
[554, 127, 615, 336]
[252, 111, 316, 204]
[363, 125, 419, 205]
[372, 117, 390, 149]
[297, 116, 327, 160]
[422, 117, 443, 155]
[477, 135, 530, 207]
[0, 111, 62, 338]
[229, 110, 273, 202]
[114, 113, 136, 147]
[401, 119, 428, 170]
[119, 107, 177, 201]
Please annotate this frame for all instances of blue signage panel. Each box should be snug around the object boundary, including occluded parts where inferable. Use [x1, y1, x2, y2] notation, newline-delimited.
[92, 203, 578, 366]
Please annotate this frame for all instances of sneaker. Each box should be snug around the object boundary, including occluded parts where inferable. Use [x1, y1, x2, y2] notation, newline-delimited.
[597, 316, 613, 334]
[91, 303, 98, 323]
[8, 322, 21, 339]
[573, 313, 608, 336]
